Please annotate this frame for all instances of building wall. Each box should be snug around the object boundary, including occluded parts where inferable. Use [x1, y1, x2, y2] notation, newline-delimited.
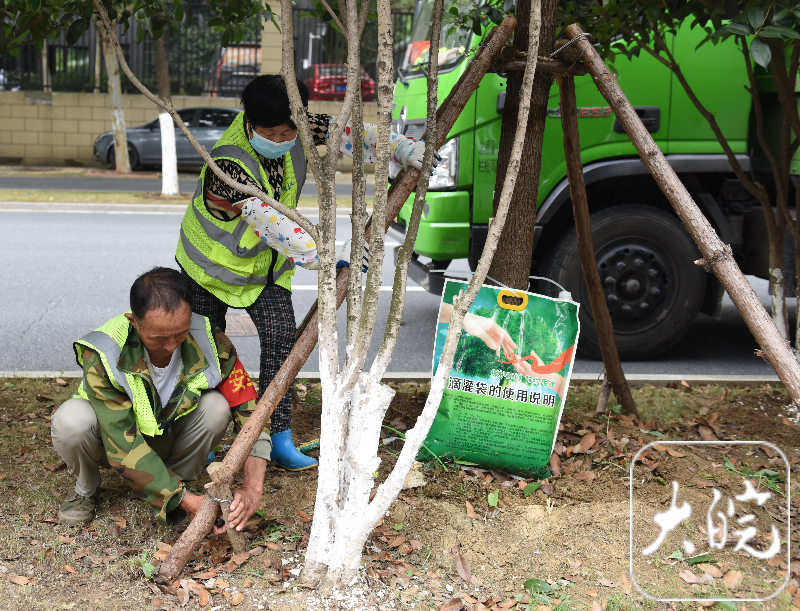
[0, 90, 377, 167]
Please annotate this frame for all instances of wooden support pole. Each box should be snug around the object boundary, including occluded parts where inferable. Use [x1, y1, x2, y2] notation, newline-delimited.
[497, 58, 588, 76]
[558, 75, 638, 418]
[206, 463, 248, 555]
[157, 16, 518, 581]
[564, 23, 800, 405]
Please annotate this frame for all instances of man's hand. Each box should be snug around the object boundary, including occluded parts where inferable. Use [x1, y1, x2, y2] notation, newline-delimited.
[228, 486, 262, 531]
[227, 455, 268, 532]
[179, 490, 226, 536]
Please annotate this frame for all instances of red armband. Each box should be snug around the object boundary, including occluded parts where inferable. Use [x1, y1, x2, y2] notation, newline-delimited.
[217, 357, 258, 407]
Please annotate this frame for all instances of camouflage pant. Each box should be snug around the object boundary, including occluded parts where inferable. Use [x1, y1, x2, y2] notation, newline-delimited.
[52, 390, 231, 498]
[184, 274, 296, 435]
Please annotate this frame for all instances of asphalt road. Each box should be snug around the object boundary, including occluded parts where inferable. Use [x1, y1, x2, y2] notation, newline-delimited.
[1, 209, 789, 376]
[0, 175, 369, 197]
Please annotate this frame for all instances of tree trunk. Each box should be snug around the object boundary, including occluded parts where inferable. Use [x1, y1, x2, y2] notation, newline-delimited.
[157, 17, 518, 583]
[100, 27, 131, 174]
[41, 38, 51, 93]
[559, 75, 638, 418]
[487, 0, 558, 290]
[94, 29, 102, 94]
[153, 34, 179, 195]
[565, 23, 800, 406]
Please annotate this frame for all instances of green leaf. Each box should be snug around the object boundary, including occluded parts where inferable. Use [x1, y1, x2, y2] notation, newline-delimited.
[141, 561, 156, 578]
[639, 428, 666, 438]
[609, 404, 622, 414]
[524, 578, 553, 593]
[761, 25, 800, 39]
[487, 490, 499, 507]
[773, 8, 791, 22]
[749, 6, 765, 29]
[393, 523, 404, 531]
[751, 37, 772, 67]
[66, 19, 89, 45]
[449, 6, 459, 15]
[687, 554, 716, 566]
[136, 22, 144, 45]
[523, 482, 541, 497]
[713, 23, 752, 36]
[667, 549, 683, 561]
[174, 3, 183, 22]
[255, 509, 267, 519]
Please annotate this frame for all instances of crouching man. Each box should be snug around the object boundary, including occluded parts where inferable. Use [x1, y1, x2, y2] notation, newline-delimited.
[51, 266, 270, 532]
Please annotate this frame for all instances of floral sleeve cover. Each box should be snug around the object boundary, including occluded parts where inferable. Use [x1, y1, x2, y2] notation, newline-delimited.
[239, 197, 319, 270]
[327, 116, 411, 163]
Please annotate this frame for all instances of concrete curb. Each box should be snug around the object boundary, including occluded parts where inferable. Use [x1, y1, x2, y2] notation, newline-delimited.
[0, 371, 781, 386]
[0, 201, 336, 215]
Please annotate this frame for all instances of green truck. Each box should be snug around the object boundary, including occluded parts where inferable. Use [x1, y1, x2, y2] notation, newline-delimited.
[390, 9, 792, 360]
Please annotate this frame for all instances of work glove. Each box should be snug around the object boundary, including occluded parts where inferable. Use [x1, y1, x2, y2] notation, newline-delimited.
[393, 137, 442, 172]
[336, 239, 369, 273]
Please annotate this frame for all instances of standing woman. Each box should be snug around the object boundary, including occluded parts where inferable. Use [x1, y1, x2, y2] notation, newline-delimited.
[176, 75, 436, 470]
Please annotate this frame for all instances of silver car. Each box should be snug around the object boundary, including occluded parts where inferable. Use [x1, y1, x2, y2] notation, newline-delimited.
[93, 106, 242, 169]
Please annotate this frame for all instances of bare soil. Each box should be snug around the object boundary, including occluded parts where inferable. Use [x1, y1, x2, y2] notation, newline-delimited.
[0, 377, 798, 611]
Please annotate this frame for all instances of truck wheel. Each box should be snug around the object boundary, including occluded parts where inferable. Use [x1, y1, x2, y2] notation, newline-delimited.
[541, 204, 706, 360]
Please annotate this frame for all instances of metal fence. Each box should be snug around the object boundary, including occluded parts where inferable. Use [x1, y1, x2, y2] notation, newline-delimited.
[292, 6, 414, 86]
[0, 5, 413, 98]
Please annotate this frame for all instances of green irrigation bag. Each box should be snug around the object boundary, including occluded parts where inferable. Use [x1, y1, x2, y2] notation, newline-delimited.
[419, 280, 580, 478]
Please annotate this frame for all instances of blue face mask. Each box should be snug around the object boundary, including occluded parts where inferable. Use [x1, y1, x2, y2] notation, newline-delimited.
[249, 130, 296, 159]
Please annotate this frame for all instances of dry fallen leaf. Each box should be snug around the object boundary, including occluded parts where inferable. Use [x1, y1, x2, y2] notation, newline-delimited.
[540, 481, 553, 496]
[112, 517, 126, 530]
[549, 453, 562, 477]
[695, 479, 716, 489]
[465, 501, 480, 520]
[681, 379, 691, 389]
[573, 471, 597, 481]
[578, 433, 596, 453]
[176, 588, 189, 606]
[8, 575, 30, 585]
[783, 417, 799, 430]
[723, 569, 743, 589]
[591, 602, 602, 611]
[697, 564, 722, 578]
[440, 597, 464, 611]
[598, 578, 618, 588]
[64, 565, 76, 574]
[698, 426, 718, 441]
[587, 589, 598, 597]
[265, 542, 281, 551]
[453, 546, 472, 583]
[55, 378, 68, 386]
[215, 579, 230, 590]
[679, 570, 699, 584]
[231, 591, 245, 606]
[197, 587, 210, 607]
[295, 507, 312, 523]
[388, 534, 406, 548]
[58, 536, 74, 544]
[666, 447, 687, 458]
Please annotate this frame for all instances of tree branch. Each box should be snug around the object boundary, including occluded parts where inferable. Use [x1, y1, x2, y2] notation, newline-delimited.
[318, 0, 348, 38]
[91, 0, 318, 241]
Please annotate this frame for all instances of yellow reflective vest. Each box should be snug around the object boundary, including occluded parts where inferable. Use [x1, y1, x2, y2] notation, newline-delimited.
[176, 112, 300, 308]
[74, 313, 223, 437]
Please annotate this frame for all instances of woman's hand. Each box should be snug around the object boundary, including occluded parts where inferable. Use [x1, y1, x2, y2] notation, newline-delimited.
[463, 313, 518, 360]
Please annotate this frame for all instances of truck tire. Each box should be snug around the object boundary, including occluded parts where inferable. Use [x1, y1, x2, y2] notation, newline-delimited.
[541, 204, 706, 360]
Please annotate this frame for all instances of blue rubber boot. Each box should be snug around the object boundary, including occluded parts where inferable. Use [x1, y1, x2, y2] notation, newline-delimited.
[206, 450, 215, 464]
[271, 429, 318, 471]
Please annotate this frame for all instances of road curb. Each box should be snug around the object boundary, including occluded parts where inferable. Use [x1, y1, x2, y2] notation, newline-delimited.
[0, 201, 324, 215]
[0, 371, 781, 386]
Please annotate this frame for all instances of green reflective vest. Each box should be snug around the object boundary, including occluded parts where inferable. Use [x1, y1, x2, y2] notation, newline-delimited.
[74, 313, 223, 437]
[176, 112, 299, 308]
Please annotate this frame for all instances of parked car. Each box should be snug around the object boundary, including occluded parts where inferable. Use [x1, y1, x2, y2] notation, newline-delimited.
[207, 45, 261, 98]
[305, 64, 376, 101]
[93, 106, 241, 169]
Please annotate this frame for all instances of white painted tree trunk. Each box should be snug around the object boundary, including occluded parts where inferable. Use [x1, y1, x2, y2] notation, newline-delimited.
[100, 27, 131, 174]
[770, 267, 788, 340]
[290, 0, 541, 591]
[159, 112, 180, 195]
